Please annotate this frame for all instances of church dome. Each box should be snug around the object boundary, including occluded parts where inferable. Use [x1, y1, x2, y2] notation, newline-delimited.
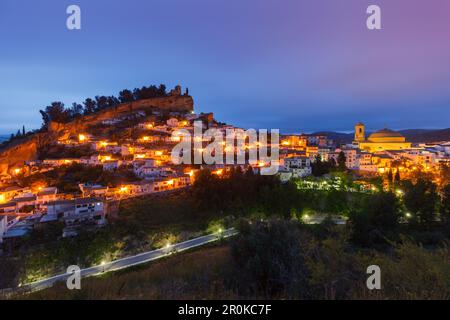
[368, 128, 403, 139]
[367, 128, 406, 142]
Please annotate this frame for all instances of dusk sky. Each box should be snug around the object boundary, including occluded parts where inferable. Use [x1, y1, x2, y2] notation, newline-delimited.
[0, 0, 449, 134]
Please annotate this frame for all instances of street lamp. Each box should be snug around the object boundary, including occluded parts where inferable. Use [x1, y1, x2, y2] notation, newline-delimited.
[100, 260, 107, 273]
[165, 242, 173, 255]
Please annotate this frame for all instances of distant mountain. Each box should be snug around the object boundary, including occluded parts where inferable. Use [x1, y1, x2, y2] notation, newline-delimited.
[399, 128, 450, 143]
[312, 128, 450, 144]
[0, 135, 9, 143]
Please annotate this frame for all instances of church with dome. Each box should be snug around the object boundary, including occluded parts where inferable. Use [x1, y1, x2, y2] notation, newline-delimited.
[353, 123, 412, 152]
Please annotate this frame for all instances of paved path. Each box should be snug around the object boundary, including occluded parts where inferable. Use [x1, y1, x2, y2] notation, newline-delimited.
[22, 228, 237, 293]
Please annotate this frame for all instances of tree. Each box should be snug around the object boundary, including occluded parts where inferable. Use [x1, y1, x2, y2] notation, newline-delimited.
[403, 179, 439, 225]
[39, 110, 51, 129]
[158, 84, 167, 96]
[69, 103, 83, 118]
[39, 102, 70, 128]
[229, 220, 310, 298]
[22, 125, 26, 136]
[349, 192, 401, 246]
[388, 169, 393, 183]
[118, 89, 134, 103]
[312, 154, 331, 177]
[95, 96, 109, 111]
[337, 151, 347, 171]
[440, 184, 450, 224]
[394, 169, 401, 184]
[83, 98, 97, 115]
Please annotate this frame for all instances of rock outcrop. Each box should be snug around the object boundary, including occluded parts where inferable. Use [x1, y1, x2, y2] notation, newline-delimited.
[0, 94, 194, 176]
[49, 94, 194, 139]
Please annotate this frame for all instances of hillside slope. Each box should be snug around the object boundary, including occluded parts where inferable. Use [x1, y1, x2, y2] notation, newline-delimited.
[0, 94, 194, 176]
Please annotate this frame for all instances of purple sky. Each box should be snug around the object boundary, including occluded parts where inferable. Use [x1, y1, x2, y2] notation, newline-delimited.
[0, 0, 449, 134]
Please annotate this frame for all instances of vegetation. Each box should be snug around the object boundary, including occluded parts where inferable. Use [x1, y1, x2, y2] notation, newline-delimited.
[3, 168, 450, 300]
[39, 84, 168, 129]
[311, 154, 335, 176]
[0, 125, 37, 149]
[20, 220, 450, 300]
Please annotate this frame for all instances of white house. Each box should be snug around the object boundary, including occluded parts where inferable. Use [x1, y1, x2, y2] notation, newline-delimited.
[284, 156, 312, 178]
[43, 200, 75, 221]
[36, 187, 58, 206]
[134, 166, 173, 178]
[356, 152, 378, 172]
[14, 196, 37, 211]
[103, 160, 121, 171]
[42, 198, 106, 225]
[0, 202, 17, 214]
[67, 198, 106, 225]
[80, 155, 101, 166]
[79, 184, 109, 198]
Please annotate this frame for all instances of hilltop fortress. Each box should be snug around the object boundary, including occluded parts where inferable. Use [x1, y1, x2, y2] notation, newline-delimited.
[0, 86, 194, 177]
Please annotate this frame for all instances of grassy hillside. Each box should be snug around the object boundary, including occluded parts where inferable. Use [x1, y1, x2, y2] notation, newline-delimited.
[21, 245, 233, 300]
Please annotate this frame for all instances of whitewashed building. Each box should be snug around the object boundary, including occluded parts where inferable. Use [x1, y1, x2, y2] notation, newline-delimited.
[284, 156, 312, 178]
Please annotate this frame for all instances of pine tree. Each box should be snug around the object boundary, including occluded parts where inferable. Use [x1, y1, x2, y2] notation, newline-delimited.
[394, 169, 401, 184]
[388, 169, 393, 182]
[337, 151, 347, 171]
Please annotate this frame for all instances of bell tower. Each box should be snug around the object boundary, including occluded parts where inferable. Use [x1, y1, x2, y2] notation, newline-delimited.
[354, 122, 365, 143]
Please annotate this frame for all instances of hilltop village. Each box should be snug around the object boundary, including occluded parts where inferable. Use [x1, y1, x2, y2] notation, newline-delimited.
[0, 85, 449, 246]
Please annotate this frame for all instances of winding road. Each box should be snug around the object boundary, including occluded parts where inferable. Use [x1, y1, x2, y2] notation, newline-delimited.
[22, 228, 237, 293]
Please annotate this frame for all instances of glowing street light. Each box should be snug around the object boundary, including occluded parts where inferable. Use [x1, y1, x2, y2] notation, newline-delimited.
[405, 212, 412, 219]
[100, 260, 107, 273]
[78, 134, 87, 142]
